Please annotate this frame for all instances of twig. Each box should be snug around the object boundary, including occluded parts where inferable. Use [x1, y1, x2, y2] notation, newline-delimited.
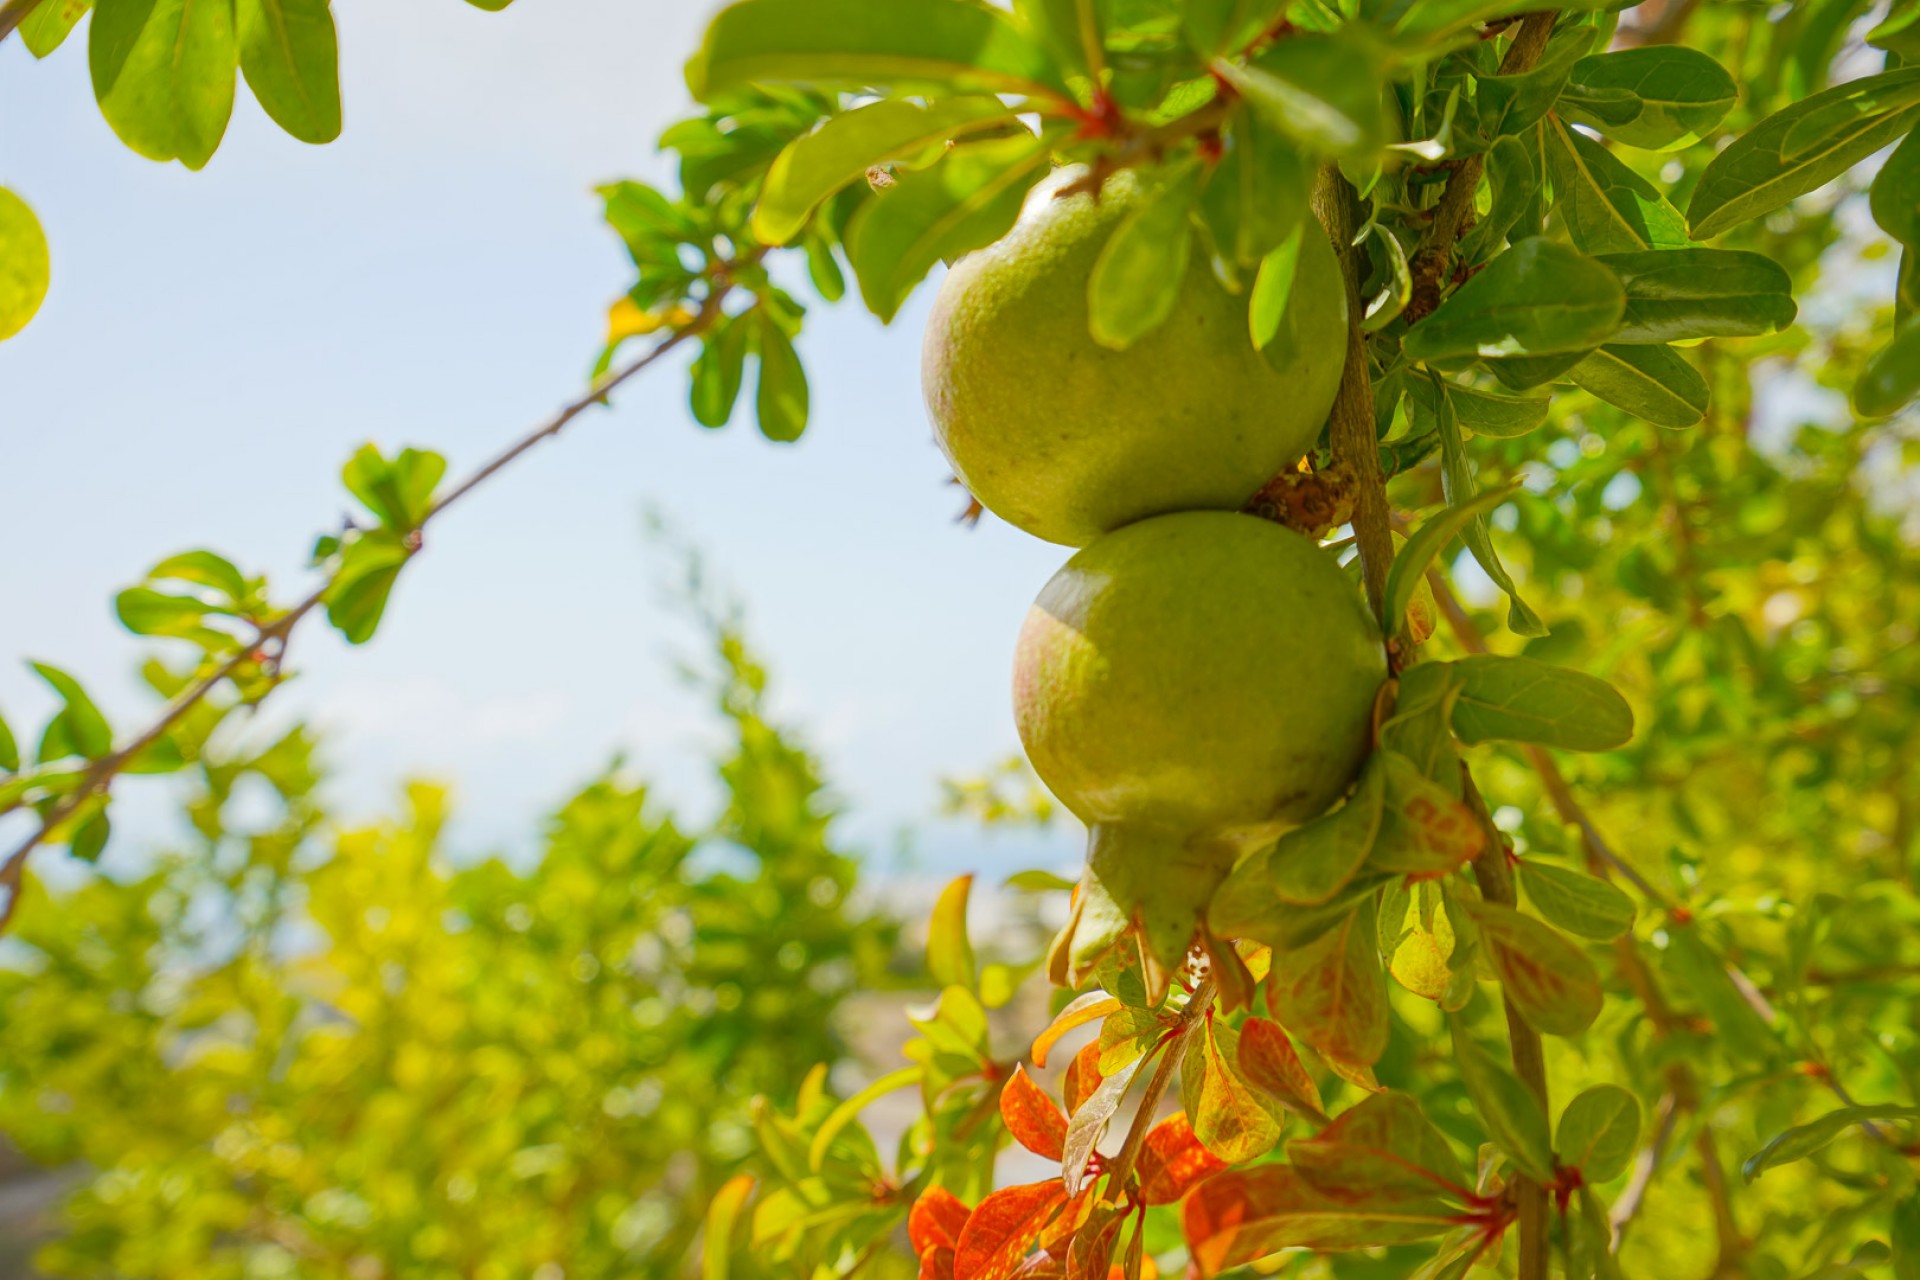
[1404, 12, 1560, 324]
[0, 307, 717, 928]
[0, 0, 46, 43]
[1461, 770, 1551, 1280]
[1610, 1090, 1679, 1242]
[1103, 978, 1215, 1200]
[1310, 165, 1394, 630]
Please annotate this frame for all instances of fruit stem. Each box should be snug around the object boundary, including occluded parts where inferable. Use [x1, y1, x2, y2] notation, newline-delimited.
[1102, 977, 1215, 1202]
[1461, 769, 1552, 1280]
[1309, 166, 1397, 643]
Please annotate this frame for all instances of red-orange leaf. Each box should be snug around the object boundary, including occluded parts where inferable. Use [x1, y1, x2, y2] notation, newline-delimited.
[912, 1186, 974, 1256]
[1466, 900, 1604, 1036]
[1237, 1017, 1325, 1122]
[1002, 1065, 1070, 1161]
[1135, 1112, 1228, 1205]
[956, 1181, 1071, 1280]
[1032, 992, 1123, 1067]
[1066, 1206, 1124, 1278]
[1064, 1041, 1105, 1116]
[922, 1247, 958, 1280]
[1181, 1166, 1459, 1276]
[1037, 1187, 1097, 1255]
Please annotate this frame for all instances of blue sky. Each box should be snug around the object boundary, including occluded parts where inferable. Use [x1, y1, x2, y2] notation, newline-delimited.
[0, 1, 1080, 878]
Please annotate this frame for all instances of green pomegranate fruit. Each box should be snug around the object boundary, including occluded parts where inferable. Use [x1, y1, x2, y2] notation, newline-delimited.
[1014, 511, 1386, 996]
[923, 169, 1348, 547]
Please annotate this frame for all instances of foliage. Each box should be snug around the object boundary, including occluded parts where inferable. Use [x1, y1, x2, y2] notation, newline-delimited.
[0, 614, 895, 1279]
[4, 1, 1920, 1279]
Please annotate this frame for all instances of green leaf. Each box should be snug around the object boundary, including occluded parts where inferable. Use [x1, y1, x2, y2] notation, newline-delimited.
[1518, 861, 1636, 940]
[1872, 129, 1920, 252]
[1088, 167, 1199, 350]
[1432, 387, 1546, 637]
[1472, 24, 1597, 140]
[1556, 1085, 1640, 1182]
[325, 531, 410, 645]
[1659, 927, 1780, 1065]
[236, 0, 343, 145]
[1458, 134, 1540, 263]
[844, 130, 1052, 323]
[1181, 0, 1284, 57]
[342, 445, 446, 530]
[926, 875, 976, 991]
[90, 0, 237, 170]
[1464, 899, 1605, 1036]
[1893, 1195, 1920, 1280]
[1405, 375, 1550, 439]
[702, 1173, 755, 1280]
[1382, 483, 1520, 639]
[115, 587, 216, 639]
[689, 319, 749, 428]
[1247, 225, 1305, 351]
[688, 0, 1068, 101]
[1267, 751, 1387, 905]
[1597, 248, 1798, 344]
[149, 549, 248, 600]
[1566, 343, 1709, 429]
[31, 663, 113, 761]
[1268, 896, 1390, 1066]
[1198, 111, 1310, 271]
[1544, 116, 1687, 255]
[1854, 316, 1920, 418]
[0, 708, 19, 773]
[1211, 31, 1388, 159]
[1289, 1091, 1472, 1206]
[1688, 69, 1920, 240]
[0, 188, 51, 342]
[1742, 1105, 1920, 1181]
[20, 0, 93, 57]
[1561, 47, 1737, 151]
[1448, 1018, 1553, 1181]
[1182, 1020, 1284, 1163]
[1403, 238, 1624, 361]
[69, 807, 111, 863]
[754, 314, 810, 442]
[1871, 0, 1920, 59]
[807, 1065, 921, 1171]
[751, 97, 1016, 245]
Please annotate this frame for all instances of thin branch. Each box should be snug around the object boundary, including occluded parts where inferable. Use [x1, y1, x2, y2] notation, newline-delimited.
[0, 308, 715, 928]
[1404, 12, 1559, 324]
[0, 0, 46, 43]
[1461, 770, 1550, 1280]
[1310, 164, 1394, 630]
[1103, 978, 1215, 1200]
[1610, 1090, 1679, 1242]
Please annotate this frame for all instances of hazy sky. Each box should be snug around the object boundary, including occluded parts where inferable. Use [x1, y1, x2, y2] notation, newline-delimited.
[0, 1, 1080, 878]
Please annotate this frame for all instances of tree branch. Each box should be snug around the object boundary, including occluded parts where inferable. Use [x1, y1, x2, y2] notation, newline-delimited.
[1404, 11, 1560, 324]
[0, 0, 45, 44]
[1310, 165, 1393, 629]
[0, 305, 717, 928]
[1102, 978, 1215, 1200]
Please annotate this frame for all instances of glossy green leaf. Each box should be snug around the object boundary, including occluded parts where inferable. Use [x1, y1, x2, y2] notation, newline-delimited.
[843, 130, 1052, 323]
[1597, 248, 1797, 344]
[1853, 317, 1920, 418]
[1403, 238, 1625, 361]
[1742, 1104, 1920, 1181]
[237, 0, 343, 145]
[1545, 116, 1687, 254]
[1451, 656, 1635, 756]
[689, 319, 749, 428]
[754, 315, 809, 442]
[1458, 134, 1539, 263]
[1382, 483, 1519, 639]
[751, 97, 1016, 245]
[1088, 167, 1199, 350]
[1518, 860, 1636, 940]
[1448, 1018, 1553, 1181]
[1405, 374, 1551, 439]
[1198, 110, 1309, 271]
[1556, 1084, 1640, 1182]
[1267, 751, 1387, 905]
[1465, 899, 1605, 1036]
[1689, 69, 1920, 240]
[0, 188, 51, 342]
[1247, 224, 1304, 352]
[1211, 31, 1388, 159]
[688, 0, 1068, 101]
[90, 0, 237, 169]
[1432, 386, 1547, 636]
[1472, 24, 1597, 140]
[1567, 343, 1709, 429]
[1561, 47, 1737, 151]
